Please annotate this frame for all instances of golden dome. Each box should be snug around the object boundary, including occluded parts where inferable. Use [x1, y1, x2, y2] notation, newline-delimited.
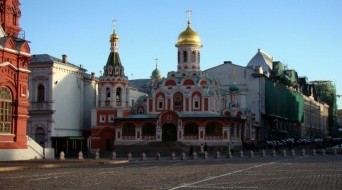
[110, 30, 119, 42]
[176, 21, 201, 46]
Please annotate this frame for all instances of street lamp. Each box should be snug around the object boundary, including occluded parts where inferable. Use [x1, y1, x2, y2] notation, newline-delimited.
[337, 95, 341, 135]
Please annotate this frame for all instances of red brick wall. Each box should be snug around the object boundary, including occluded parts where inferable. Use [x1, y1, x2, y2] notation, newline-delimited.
[0, 48, 30, 149]
[204, 98, 208, 111]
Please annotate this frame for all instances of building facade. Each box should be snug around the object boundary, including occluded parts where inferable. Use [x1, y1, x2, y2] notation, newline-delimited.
[310, 80, 338, 137]
[28, 54, 97, 157]
[89, 14, 334, 153]
[302, 95, 329, 138]
[90, 17, 248, 152]
[0, 0, 33, 160]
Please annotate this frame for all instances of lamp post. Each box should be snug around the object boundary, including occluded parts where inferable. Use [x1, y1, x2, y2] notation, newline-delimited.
[337, 95, 341, 136]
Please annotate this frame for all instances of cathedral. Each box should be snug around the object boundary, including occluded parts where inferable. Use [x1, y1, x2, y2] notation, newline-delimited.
[90, 15, 248, 151]
[0, 2, 331, 160]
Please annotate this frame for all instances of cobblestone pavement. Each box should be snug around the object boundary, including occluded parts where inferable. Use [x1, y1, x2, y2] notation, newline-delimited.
[1, 155, 341, 190]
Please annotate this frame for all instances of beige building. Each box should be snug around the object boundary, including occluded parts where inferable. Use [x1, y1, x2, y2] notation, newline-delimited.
[302, 95, 329, 138]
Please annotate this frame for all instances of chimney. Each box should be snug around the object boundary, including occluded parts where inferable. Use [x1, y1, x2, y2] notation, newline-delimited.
[62, 54, 68, 63]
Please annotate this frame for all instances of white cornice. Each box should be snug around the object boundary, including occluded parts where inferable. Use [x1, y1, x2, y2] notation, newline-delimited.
[0, 46, 30, 57]
[0, 61, 31, 73]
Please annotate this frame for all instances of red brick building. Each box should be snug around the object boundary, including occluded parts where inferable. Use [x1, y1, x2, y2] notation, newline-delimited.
[90, 17, 247, 151]
[0, 0, 31, 150]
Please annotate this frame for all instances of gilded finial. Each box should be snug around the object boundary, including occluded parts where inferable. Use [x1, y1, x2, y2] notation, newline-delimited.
[112, 19, 117, 30]
[155, 58, 159, 69]
[186, 9, 192, 26]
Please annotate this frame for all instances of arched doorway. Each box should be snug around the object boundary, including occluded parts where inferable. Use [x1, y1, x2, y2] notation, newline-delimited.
[100, 129, 115, 151]
[162, 123, 177, 142]
[35, 127, 46, 145]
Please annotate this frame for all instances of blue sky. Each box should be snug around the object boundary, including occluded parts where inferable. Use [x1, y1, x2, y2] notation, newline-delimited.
[20, 0, 342, 108]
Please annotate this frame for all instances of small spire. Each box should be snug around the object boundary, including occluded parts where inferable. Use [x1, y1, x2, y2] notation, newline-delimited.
[155, 58, 159, 69]
[186, 9, 192, 26]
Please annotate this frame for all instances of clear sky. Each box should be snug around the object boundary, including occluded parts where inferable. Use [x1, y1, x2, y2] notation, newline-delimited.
[20, 0, 342, 108]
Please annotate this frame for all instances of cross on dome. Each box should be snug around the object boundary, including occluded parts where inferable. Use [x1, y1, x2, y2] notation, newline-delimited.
[155, 58, 159, 69]
[186, 9, 192, 26]
[112, 19, 117, 31]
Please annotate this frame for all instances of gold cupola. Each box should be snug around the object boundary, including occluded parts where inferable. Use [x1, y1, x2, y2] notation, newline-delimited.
[176, 20, 202, 47]
[110, 30, 119, 42]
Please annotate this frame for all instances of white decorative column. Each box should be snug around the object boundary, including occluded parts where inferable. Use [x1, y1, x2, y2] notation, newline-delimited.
[177, 119, 183, 141]
[199, 127, 205, 141]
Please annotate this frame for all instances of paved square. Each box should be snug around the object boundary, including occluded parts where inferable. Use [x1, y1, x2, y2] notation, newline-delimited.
[1, 155, 341, 190]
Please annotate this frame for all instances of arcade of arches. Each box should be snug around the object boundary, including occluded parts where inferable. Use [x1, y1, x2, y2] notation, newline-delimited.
[94, 116, 243, 149]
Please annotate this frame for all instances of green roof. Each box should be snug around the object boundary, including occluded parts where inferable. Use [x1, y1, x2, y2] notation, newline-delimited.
[178, 112, 225, 118]
[123, 114, 159, 119]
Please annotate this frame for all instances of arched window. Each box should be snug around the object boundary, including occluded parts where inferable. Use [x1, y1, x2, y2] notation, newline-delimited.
[116, 87, 121, 101]
[13, 14, 17, 25]
[106, 87, 111, 99]
[157, 96, 164, 110]
[122, 123, 135, 136]
[178, 51, 180, 63]
[183, 51, 187, 63]
[114, 66, 120, 75]
[173, 92, 183, 111]
[205, 122, 223, 136]
[37, 84, 45, 102]
[184, 123, 199, 136]
[191, 51, 196, 62]
[0, 87, 12, 133]
[193, 95, 200, 110]
[137, 106, 144, 114]
[192, 92, 201, 111]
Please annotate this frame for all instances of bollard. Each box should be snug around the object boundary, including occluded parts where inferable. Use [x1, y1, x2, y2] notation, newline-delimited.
[111, 151, 117, 160]
[95, 150, 100, 160]
[171, 152, 176, 160]
[250, 150, 254, 158]
[301, 149, 306, 156]
[204, 151, 209, 159]
[78, 151, 84, 160]
[181, 152, 186, 160]
[321, 149, 326, 156]
[156, 152, 160, 160]
[282, 149, 287, 156]
[59, 151, 65, 160]
[128, 153, 132, 161]
[141, 152, 146, 161]
[261, 150, 266, 157]
[312, 149, 316, 156]
[192, 152, 197, 160]
[272, 149, 276, 157]
[240, 150, 244, 158]
[215, 151, 220, 159]
[291, 149, 296, 156]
